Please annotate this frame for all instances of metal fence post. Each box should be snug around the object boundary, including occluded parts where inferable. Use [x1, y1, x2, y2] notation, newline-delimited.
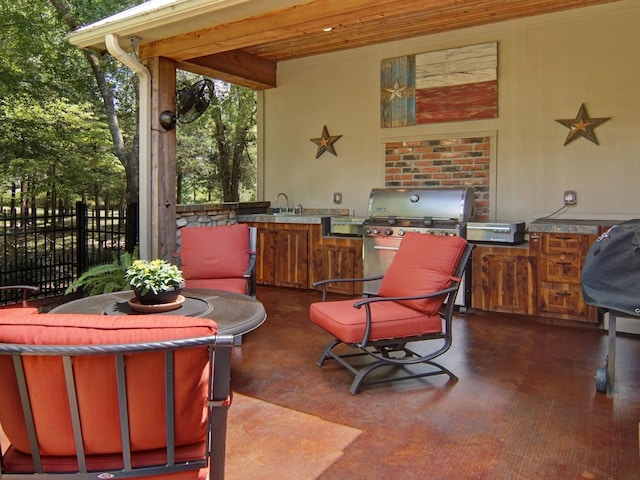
[76, 201, 89, 274]
[125, 202, 138, 254]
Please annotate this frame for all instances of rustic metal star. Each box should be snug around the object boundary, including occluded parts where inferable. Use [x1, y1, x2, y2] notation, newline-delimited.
[385, 79, 408, 100]
[310, 125, 342, 158]
[555, 103, 611, 146]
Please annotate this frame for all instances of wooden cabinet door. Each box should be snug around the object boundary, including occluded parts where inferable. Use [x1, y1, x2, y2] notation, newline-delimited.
[253, 224, 276, 285]
[472, 247, 536, 315]
[315, 244, 357, 295]
[274, 227, 309, 288]
[309, 225, 363, 295]
[533, 232, 598, 323]
[538, 281, 591, 318]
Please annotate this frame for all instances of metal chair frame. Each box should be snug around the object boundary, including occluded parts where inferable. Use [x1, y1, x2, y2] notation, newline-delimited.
[313, 243, 474, 394]
[0, 286, 39, 308]
[0, 334, 234, 480]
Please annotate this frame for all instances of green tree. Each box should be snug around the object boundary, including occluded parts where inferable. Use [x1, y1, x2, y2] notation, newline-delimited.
[0, 95, 123, 209]
[49, 0, 144, 204]
[176, 75, 257, 203]
[0, 0, 135, 209]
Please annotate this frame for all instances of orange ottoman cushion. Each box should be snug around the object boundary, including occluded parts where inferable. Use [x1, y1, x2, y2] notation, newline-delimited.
[0, 313, 218, 456]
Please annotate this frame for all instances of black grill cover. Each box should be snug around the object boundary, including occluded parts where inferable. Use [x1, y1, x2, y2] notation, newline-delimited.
[581, 219, 640, 316]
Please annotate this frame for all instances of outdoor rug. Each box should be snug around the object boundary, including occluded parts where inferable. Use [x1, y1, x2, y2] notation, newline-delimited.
[226, 393, 362, 479]
[0, 394, 362, 479]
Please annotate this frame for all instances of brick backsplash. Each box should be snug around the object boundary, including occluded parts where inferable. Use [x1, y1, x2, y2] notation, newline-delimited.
[385, 136, 490, 221]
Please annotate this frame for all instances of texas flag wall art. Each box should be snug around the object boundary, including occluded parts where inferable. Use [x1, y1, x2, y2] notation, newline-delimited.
[381, 42, 498, 127]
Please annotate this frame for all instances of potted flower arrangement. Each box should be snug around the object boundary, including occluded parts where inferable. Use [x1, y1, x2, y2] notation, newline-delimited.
[125, 259, 185, 305]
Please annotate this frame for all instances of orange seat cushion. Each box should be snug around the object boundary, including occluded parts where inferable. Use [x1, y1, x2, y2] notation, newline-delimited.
[185, 277, 247, 294]
[181, 224, 250, 280]
[378, 233, 468, 314]
[2, 442, 208, 479]
[310, 298, 442, 344]
[0, 307, 39, 316]
[0, 313, 218, 457]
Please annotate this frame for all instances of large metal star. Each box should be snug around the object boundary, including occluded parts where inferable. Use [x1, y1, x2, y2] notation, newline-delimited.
[556, 103, 611, 146]
[310, 125, 342, 158]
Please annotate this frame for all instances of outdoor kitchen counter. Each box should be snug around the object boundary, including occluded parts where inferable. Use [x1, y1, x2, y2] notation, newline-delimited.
[239, 212, 362, 295]
[237, 213, 329, 224]
[473, 217, 629, 323]
[529, 218, 624, 235]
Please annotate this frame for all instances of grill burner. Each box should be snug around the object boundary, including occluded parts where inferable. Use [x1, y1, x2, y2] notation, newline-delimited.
[364, 218, 466, 238]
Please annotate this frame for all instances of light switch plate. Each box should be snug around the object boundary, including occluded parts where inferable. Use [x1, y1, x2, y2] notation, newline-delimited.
[333, 192, 342, 204]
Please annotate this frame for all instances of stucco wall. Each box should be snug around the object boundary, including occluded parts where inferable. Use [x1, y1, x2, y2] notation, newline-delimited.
[260, 0, 640, 224]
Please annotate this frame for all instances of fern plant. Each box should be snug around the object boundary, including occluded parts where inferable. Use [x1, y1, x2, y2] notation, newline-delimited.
[65, 251, 136, 296]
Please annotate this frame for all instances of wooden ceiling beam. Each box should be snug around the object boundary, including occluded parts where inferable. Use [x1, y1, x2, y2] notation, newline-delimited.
[246, 0, 619, 61]
[138, 0, 447, 61]
[176, 50, 277, 90]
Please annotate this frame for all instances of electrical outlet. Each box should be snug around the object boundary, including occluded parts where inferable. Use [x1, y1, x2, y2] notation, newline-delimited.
[564, 190, 577, 205]
[333, 192, 342, 204]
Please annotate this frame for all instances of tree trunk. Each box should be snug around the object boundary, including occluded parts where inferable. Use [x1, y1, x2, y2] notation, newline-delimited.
[49, 0, 139, 205]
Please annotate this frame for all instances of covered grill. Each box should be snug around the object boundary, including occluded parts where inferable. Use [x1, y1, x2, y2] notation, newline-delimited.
[581, 219, 640, 392]
[362, 187, 475, 304]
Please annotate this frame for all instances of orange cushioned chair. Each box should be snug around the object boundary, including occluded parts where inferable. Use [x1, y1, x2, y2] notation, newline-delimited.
[0, 285, 39, 314]
[310, 232, 474, 394]
[0, 312, 233, 480]
[178, 224, 257, 297]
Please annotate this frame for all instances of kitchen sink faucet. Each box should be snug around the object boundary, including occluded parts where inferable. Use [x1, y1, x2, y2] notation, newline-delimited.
[275, 192, 289, 212]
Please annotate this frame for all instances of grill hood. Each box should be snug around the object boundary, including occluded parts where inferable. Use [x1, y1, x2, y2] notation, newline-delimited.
[367, 187, 475, 223]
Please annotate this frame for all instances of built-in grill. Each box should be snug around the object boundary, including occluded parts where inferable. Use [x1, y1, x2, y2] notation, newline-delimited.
[363, 187, 475, 305]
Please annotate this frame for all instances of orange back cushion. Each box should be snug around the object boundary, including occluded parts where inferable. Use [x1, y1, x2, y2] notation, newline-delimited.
[0, 313, 218, 456]
[378, 233, 468, 314]
[180, 224, 250, 280]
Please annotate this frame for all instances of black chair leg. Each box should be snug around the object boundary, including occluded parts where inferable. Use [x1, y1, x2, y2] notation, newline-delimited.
[317, 338, 342, 366]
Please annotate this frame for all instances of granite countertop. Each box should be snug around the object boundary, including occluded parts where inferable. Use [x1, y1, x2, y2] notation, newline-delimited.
[238, 213, 328, 224]
[238, 208, 349, 225]
[529, 218, 625, 235]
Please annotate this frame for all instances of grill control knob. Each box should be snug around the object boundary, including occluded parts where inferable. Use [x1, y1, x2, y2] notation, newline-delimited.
[398, 229, 406, 237]
[385, 228, 394, 236]
[372, 228, 380, 235]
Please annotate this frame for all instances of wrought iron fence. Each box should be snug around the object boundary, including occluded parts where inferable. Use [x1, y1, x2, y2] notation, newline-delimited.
[0, 202, 134, 305]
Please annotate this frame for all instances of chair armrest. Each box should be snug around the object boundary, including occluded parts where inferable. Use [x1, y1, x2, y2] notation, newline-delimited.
[352, 285, 459, 348]
[312, 275, 384, 301]
[0, 285, 39, 308]
[243, 252, 256, 279]
[352, 285, 458, 308]
[244, 252, 257, 297]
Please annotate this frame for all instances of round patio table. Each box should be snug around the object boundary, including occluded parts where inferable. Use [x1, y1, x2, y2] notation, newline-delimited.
[50, 288, 266, 339]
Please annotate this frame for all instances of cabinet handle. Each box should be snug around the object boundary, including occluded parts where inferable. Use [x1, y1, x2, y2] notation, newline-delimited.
[556, 290, 571, 297]
[555, 235, 574, 240]
[556, 261, 572, 266]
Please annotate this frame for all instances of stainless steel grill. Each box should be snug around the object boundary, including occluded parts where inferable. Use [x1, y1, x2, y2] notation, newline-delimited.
[362, 187, 475, 304]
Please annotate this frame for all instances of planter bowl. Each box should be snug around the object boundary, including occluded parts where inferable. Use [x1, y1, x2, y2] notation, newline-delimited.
[133, 285, 184, 305]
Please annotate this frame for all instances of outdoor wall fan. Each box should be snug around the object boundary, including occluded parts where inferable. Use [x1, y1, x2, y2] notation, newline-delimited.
[159, 78, 214, 130]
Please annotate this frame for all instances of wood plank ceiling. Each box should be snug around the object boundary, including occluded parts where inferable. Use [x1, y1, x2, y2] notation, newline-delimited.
[138, 0, 620, 89]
